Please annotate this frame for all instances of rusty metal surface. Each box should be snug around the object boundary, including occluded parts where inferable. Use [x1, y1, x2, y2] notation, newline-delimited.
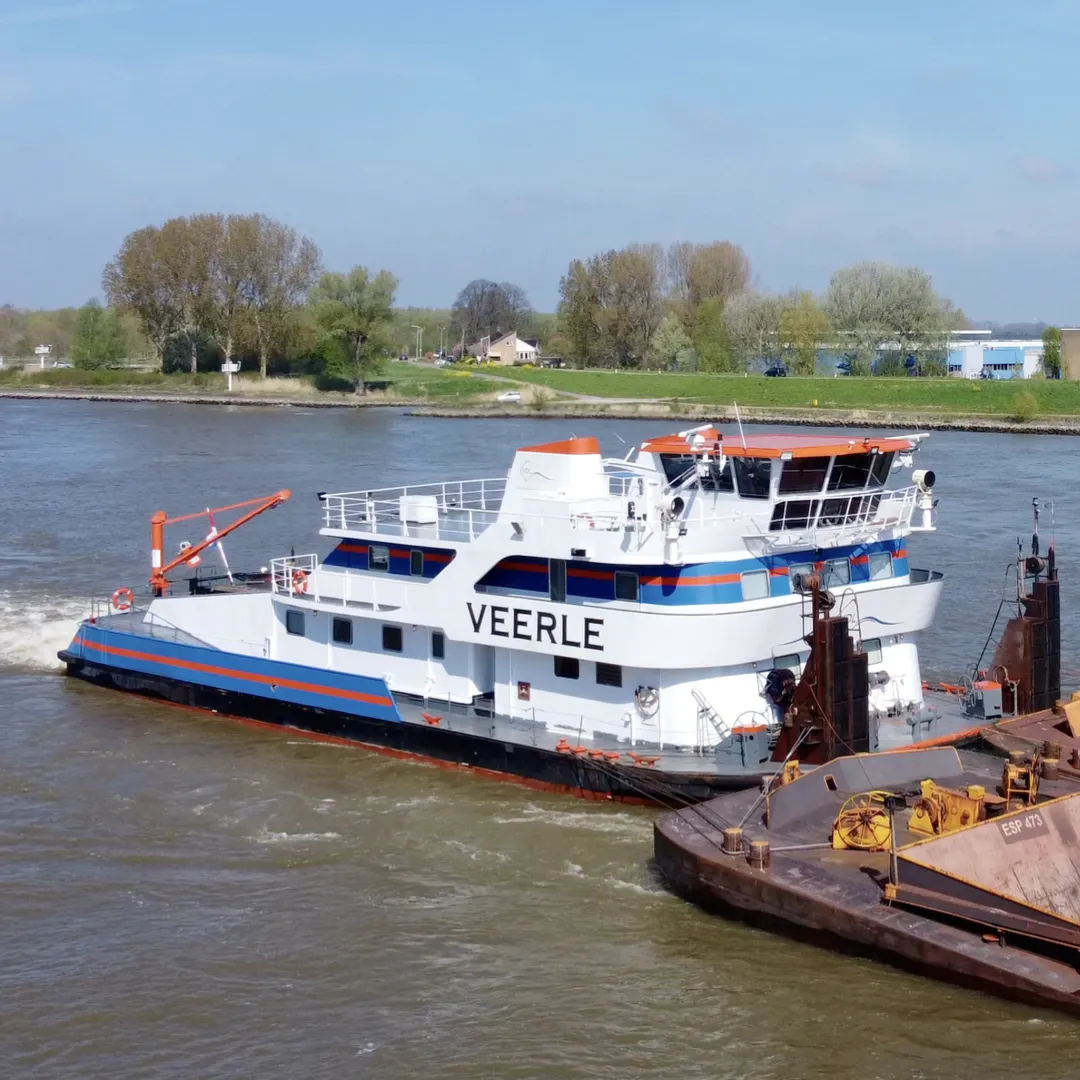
[654, 749, 1080, 1018]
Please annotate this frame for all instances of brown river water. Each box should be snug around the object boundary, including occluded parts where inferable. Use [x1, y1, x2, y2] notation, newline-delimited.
[3, 400, 1080, 1078]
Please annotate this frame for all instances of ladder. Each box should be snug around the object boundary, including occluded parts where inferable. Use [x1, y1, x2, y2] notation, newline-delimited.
[692, 688, 732, 746]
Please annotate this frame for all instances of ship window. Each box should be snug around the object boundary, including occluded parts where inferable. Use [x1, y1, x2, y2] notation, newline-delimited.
[868, 551, 893, 581]
[285, 609, 305, 636]
[549, 559, 567, 602]
[332, 617, 353, 644]
[382, 625, 403, 652]
[431, 631, 445, 659]
[659, 453, 698, 487]
[769, 499, 819, 531]
[823, 558, 850, 588]
[869, 452, 894, 487]
[596, 662, 623, 687]
[778, 456, 830, 494]
[410, 550, 424, 576]
[554, 655, 579, 680]
[862, 637, 883, 664]
[741, 570, 769, 600]
[369, 545, 389, 572]
[827, 453, 874, 490]
[773, 653, 800, 671]
[615, 571, 639, 602]
[732, 457, 772, 499]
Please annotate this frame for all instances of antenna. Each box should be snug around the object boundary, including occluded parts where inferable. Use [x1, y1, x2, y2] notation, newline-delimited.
[733, 402, 747, 449]
[613, 432, 626, 444]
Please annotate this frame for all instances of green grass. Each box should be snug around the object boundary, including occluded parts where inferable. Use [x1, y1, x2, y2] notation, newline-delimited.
[0, 367, 224, 389]
[499, 369, 1080, 417]
[375, 363, 500, 400]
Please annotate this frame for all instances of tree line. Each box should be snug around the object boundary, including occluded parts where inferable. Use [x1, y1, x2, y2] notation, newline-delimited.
[554, 242, 968, 375]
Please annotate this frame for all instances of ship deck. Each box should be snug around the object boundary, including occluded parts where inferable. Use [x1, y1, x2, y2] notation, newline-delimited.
[654, 748, 1080, 1017]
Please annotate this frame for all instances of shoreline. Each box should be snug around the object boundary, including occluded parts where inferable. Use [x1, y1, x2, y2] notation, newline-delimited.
[3, 387, 1080, 434]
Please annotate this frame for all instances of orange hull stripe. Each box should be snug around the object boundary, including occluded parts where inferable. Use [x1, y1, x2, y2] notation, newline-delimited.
[895, 548, 908, 559]
[640, 573, 741, 587]
[567, 567, 614, 580]
[499, 560, 548, 573]
[72, 636, 393, 708]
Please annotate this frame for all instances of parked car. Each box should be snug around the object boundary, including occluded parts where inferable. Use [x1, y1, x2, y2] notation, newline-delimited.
[496, 390, 522, 403]
[764, 365, 786, 377]
[53, 361, 74, 369]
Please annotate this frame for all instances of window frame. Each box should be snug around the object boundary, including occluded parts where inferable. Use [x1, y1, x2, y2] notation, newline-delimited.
[867, 551, 894, 581]
[823, 557, 851, 588]
[431, 630, 445, 659]
[332, 616, 353, 645]
[741, 569, 770, 601]
[614, 571, 639, 602]
[382, 624, 403, 652]
[369, 544, 390, 572]
[410, 549, 424, 576]
[862, 637, 883, 664]
[778, 456, 831, 495]
[553, 655, 579, 680]
[285, 609, 305, 637]
[732, 456, 773, 499]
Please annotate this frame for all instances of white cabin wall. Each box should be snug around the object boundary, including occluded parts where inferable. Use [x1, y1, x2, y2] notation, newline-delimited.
[146, 592, 274, 656]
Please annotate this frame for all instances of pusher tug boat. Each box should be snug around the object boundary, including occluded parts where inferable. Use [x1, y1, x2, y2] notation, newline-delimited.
[60, 424, 945, 805]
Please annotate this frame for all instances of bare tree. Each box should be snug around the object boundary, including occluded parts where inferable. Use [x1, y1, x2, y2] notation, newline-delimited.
[667, 241, 750, 310]
[726, 290, 785, 369]
[450, 279, 533, 347]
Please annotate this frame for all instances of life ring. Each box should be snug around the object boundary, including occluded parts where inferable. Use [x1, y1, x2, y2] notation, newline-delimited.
[291, 568, 309, 594]
[111, 587, 134, 612]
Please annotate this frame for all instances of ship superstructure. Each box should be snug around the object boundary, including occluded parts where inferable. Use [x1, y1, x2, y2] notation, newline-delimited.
[61, 424, 943, 802]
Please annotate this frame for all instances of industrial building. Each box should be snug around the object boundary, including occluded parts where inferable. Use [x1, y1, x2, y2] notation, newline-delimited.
[946, 330, 1044, 379]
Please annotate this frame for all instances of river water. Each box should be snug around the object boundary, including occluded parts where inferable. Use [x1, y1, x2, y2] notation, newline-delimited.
[3, 400, 1080, 1078]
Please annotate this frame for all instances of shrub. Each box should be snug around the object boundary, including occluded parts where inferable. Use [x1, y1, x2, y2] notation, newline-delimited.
[1012, 390, 1039, 423]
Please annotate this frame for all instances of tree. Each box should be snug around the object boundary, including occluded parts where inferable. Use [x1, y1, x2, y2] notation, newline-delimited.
[451, 280, 533, 348]
[691, 298, 737, 372]
[651, 312, 695, 370]
[103, 225, 182, 371]
[725, 291, 784, 370]
[1043, 326, 1062, 379]
[779, 291, 832, 376]
[557, 259, 601, 367]
[668, 241, 751, 311]
[243, 216, 321, 378]
[70, 299, 128, 368]
[308, 266, 398, 394]
[825, 261, 962, 376]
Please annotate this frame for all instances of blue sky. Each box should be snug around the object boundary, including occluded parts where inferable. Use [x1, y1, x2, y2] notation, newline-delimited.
[1, 0, 1078, 320]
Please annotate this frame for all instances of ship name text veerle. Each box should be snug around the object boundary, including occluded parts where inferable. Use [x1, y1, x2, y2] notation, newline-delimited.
[465, 602, 603, 651]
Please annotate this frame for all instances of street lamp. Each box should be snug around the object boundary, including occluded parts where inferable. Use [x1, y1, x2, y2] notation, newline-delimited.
[411, 325, 423, 360]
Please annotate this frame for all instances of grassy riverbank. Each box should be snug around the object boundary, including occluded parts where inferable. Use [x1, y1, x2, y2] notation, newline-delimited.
[502, 369, 1075, 418]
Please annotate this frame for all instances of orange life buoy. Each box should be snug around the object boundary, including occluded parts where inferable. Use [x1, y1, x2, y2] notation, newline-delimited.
[111, 587, 134, 612]
[292, 569, 309, 594]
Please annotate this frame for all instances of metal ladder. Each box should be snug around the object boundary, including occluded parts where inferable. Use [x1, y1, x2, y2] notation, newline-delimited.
[692, 688, 732, 746]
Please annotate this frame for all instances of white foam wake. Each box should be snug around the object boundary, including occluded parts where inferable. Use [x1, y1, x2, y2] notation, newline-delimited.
[0, 589, 89, 673]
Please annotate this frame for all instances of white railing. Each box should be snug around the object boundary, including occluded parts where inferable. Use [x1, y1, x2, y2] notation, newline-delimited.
[270, 555, 407, 611]
[322, 477, 507, 539]
[742, 485, 922, 554]
[272, 553, 319, 598]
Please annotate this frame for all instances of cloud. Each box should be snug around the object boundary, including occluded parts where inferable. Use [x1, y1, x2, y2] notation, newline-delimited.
[1016, 155, 1074, 183]
[0, 0, 139, 27]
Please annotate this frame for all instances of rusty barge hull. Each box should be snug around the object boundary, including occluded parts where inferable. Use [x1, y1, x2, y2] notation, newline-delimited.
[654, 749, 1080, 1017]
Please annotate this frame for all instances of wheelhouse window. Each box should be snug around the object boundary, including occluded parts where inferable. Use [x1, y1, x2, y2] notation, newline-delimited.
[431, 631, 445, 659]
[382, 625, 403, 652]
[788, 562, 813, 590]
[769, 499, 819, 531]
[827, 453, 874, 491]
[659, 453, 734, 492]
[868, 551, 894, 581]
[869, 452, 894, 487]
[733, 457, 772, 499]
[614, 571, 639, 602]
[741, 570, 769, 600]
[862, 637, 883, 664]
[549, 559, 567, 603]
[822, 558, 850, 588]
[410, 550, 424, 576]
[773, 653, 801, 671]
[596, 662, 622, 687]
[778, 456, 830, 494]
[369, 545, 389, 572]
[659, 454, 697, 488]
[554, 655, 579, 680]
[285, 609, 305, 636]
[332, 617, 352, 644]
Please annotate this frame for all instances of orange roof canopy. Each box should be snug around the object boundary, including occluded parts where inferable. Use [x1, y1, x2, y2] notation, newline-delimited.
[640, 431, 915, 459]
[518, 436, 601, 455]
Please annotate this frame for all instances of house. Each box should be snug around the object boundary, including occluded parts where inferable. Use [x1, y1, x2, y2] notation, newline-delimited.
[468, 331, 538, 366]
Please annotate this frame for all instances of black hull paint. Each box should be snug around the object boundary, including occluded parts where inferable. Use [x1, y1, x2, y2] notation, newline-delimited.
[60, 654, 761, 805]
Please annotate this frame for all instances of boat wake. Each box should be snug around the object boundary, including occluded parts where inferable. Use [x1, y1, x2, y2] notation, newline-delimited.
[0, 589, 88, 674]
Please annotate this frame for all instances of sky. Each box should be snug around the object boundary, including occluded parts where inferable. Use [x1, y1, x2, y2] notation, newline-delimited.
[1, 0, 1078, 321]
